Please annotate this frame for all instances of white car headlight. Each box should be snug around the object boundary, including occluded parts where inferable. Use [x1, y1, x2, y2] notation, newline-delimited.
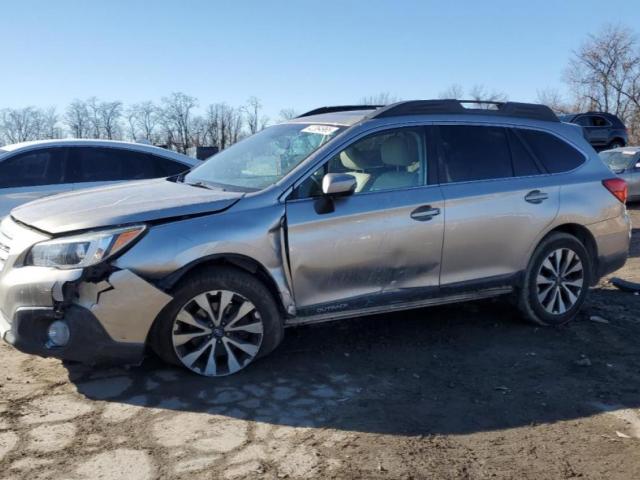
[26, 225, 146, 269]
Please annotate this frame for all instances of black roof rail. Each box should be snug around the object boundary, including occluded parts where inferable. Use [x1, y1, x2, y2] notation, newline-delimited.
[297, 105, 383, 118]
[370, 99, 559, 122]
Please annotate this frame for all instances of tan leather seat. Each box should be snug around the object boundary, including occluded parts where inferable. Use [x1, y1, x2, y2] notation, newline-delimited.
[369, 136, 418, 191]
[339, 147, 373, 192]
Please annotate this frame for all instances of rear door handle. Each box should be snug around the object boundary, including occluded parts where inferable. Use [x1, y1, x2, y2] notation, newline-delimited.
[524, 190, 549, 204]
[410, 205, 441, 221]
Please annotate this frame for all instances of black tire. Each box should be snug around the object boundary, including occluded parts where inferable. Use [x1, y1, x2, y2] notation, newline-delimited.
[150, 267, 284, 376]
[518, 232, 592, 326]
[608, 140, 625, 149]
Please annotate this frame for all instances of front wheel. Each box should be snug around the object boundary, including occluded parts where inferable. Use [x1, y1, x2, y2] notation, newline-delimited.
[518, 233, 591, 326]
[150, 267, 284, 377]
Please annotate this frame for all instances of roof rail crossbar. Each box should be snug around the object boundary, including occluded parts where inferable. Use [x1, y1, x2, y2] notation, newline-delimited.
[370, 99, 559, 122]
[297, 105, 383, 118]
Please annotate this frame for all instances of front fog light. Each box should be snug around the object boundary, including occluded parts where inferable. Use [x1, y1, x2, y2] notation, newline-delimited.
[47, 321, 70, 347]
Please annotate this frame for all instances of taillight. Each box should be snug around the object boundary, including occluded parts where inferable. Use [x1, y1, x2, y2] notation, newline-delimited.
[602, 178, 628, 203]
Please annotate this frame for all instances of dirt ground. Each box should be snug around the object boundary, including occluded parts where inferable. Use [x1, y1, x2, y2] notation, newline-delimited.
[1, 207, 639, 480]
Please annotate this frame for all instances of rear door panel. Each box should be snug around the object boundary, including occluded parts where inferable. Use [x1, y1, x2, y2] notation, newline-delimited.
[440, 178, 560, 285]
[435, 124, 561, 286]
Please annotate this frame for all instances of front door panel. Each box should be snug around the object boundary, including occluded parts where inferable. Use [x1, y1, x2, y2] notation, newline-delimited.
[286, 186, 445, 315]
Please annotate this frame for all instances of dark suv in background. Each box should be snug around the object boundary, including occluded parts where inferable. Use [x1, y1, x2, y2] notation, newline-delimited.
[559, 112, 628, 150]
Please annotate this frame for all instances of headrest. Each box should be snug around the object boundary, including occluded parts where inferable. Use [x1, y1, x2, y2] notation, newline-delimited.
[340, 147, 368, 170]
[381, 136, 412, 166]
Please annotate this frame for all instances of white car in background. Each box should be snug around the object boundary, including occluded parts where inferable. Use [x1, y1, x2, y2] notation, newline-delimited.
[0, 139, 198, 217]
[599, 147, 640, 202]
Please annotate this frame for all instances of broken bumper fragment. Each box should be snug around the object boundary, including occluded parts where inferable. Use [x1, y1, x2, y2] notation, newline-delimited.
[0, 266, 171, 365]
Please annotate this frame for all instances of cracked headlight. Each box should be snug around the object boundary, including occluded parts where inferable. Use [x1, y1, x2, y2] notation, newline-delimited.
[26, 225, 146, 269]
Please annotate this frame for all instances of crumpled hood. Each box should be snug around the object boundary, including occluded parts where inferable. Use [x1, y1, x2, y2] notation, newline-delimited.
[11, 179, 244, 234]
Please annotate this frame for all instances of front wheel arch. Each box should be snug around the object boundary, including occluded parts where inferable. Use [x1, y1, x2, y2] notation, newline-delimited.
[158, 254, 290, 317]
[148, 265, 285, 376]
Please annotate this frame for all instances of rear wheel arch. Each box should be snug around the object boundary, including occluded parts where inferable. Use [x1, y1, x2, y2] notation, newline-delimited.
[542, 224, 598, 284]
[518, 230, 592, 325]
[521, 224, 598, 292]
[608, 137, 626, 148]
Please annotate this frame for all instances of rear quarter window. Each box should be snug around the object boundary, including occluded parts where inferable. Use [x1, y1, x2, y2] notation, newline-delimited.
[517, 129, 585, 174]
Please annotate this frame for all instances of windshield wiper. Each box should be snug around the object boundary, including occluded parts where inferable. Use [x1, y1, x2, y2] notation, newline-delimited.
[186, 180, 215, 190]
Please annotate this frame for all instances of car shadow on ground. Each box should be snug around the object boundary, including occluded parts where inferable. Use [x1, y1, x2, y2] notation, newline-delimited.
[64, 291, 640, 437]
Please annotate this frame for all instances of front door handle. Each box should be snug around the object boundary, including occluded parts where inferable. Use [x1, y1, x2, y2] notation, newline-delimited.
[410, 205, 441, 221]
[524, 190, 549, 204]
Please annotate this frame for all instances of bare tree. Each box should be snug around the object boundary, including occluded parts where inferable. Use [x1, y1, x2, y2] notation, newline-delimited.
[359, 92, 399, 105]
[535, 88, 574, 114]
[41, 107, 62, 139]
[99, 101, 123, 140]
[0, 107, 46, 144]
[244, 96, 268, 134]
[278, 108, 299, 122]
[82, 97, 123, 139]
[86, 97, 102, 138]
[160, 92, 199, 153]
[65, 100, 91, 138]
[565, 24, 640, 140]
[126, 101, 160, 143]
[438, 84, 465, 99]
[437, 84, 507, 104]
[468, 84, 508, 103]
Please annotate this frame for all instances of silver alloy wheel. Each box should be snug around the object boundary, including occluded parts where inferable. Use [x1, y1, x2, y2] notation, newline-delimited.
[536, 248, 584, 315]
[171, 289, 264, 376]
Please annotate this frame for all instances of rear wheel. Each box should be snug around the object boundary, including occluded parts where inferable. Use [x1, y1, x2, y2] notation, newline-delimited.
[151, 267, 284, 377]
[608, 139, 625, 149]
[518, 233, 591, 326]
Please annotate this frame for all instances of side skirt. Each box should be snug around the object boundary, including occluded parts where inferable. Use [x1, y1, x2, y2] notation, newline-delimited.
[285, 286, 513, 327]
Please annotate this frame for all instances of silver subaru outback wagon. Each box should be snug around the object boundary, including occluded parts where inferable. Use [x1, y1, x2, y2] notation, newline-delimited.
[0, 100, 631, 377]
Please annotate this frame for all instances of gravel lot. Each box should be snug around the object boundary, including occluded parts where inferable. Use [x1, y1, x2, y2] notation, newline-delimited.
[0, 205, 639, 480]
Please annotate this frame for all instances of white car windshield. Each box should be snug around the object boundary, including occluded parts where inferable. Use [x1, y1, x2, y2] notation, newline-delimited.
[600, 150, 638, 173]
[183, 123, 344, 190]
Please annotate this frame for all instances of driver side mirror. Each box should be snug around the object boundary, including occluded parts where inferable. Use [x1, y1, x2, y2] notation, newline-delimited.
[322, 173, 357, 196]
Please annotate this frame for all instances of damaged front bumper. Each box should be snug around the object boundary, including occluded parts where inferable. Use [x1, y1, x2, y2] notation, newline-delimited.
[0, 264, 172, 365]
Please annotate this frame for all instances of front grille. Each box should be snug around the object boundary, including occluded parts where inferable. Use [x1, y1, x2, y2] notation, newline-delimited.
[0, 226, 13, 273]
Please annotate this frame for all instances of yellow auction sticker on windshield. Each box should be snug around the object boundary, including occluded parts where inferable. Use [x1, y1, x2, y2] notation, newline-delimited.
[301, 125, 340, 135]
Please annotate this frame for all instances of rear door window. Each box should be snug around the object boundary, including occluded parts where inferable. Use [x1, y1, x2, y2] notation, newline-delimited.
[0, 148, 68, 188]
[574, 116, 590, 127]
[438, 125, 512, 183]
[517, 129, 585, 173]
[590, 115, 611, 127]
[69, 147, 167, 183]
[508, 130, 543, 177]
[156, 157, 190, 177]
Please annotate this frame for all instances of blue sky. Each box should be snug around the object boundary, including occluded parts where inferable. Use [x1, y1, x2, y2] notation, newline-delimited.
[2, 1, 640, 119]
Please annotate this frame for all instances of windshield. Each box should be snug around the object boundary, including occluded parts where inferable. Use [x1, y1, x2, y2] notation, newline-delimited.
[184, 123, 344, 190]
[599, 150, 637, 173]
